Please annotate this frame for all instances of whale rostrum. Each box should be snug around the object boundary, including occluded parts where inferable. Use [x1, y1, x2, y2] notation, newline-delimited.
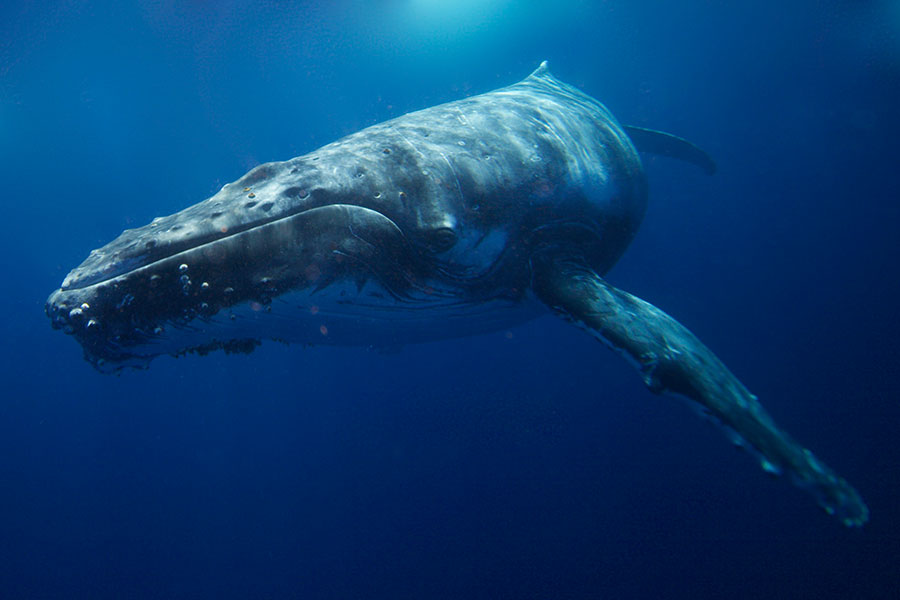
[46, 62, 868, 526]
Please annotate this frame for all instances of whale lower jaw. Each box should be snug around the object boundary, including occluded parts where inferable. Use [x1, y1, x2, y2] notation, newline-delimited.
[51, 284, 541, 373]
[46, 204, 412, 370]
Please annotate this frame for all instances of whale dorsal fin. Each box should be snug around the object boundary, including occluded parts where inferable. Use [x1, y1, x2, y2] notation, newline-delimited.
[624, 125, 717, 175]
[527, 60, 553, 80]
[523, 65, 716, 177]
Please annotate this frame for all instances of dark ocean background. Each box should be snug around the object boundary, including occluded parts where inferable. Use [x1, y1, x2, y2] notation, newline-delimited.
[2, 1, 899, 598]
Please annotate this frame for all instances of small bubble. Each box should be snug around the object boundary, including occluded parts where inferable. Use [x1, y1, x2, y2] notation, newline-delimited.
[382, 148, 391, 154]
[243, 187, 251, 192]
[229, 313, 236, 320]
[80, 303, 90, 310]
[200, 302, 209, 310]
[180, 275, 190, 284]
[179, 264, 188, 273]
[201, 282, 209, 290]
[224, 287, 234, 295]
[248, 192, 256, 198]
[69, 307, 83, 319]
[153, 326, 163, 335]
[86, 319, 98, 329]
[457, 140, 466, 146]
[319, 324, 328, 336]
[150, 274, 162, 286]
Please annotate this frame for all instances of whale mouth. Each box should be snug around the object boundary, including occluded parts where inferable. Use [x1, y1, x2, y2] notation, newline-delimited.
[46, 203, 419, 371]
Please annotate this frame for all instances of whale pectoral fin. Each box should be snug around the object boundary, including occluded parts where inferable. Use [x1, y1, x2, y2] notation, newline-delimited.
[623, 125, 717, 175]
[532, 257, 868, 526]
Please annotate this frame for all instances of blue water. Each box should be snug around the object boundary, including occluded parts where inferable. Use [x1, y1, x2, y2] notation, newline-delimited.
[3, 1, 899, 598]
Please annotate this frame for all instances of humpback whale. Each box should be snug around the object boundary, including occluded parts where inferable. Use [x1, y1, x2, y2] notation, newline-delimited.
[46, 62, 868, 526]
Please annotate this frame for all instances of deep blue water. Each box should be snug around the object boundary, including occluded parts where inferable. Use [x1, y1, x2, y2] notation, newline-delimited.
[2, 1, 899, 598]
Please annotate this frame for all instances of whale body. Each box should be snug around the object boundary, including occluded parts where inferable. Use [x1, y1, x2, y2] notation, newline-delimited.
[45, 62, 867, 526]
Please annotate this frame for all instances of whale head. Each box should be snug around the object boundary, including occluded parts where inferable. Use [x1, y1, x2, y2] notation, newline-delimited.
[46, 64, 645, 372]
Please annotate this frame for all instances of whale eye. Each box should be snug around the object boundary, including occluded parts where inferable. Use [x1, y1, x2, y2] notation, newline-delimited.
[423, 227, 457, 253]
